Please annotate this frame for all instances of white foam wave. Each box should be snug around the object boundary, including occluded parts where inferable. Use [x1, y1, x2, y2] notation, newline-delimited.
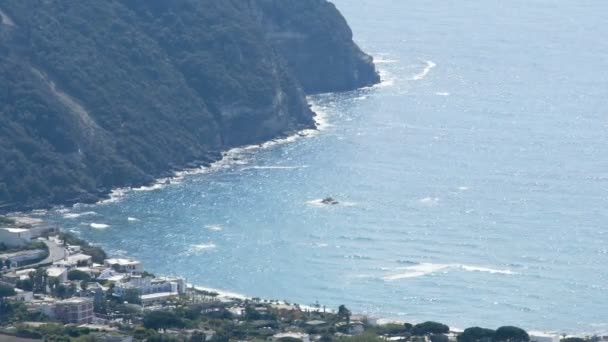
[192, 243, 217, 250]
[245, 165, 308, 170]
[383, 263, 515, 281]
[384, 263, 451, 280]
[205, 224, 223, 231]
[88, 100, 330, 208]
[90, 223, 110, 229]
[458, 186, 470, 191]
[412, 60, 436, 81]
[419, 197, 440, 206]
[127, 217, 139, 222]
[436, 92, 450, 96]
[354, 96, 368, 100]
[99, 188, 128, 205]
[132, 183, 164, 192]
[375, 68, 395, 88]
[459, 265, 515, 275]
[63, 211, 97, 219]
[375, 58, 399, 64]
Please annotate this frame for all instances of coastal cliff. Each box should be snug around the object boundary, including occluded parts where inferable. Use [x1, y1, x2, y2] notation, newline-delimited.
[248, 0, 380, 93]
[0, 0, 379, 212]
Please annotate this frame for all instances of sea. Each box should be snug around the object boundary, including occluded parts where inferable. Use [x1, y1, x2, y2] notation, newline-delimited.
[35, 0, 608, 334]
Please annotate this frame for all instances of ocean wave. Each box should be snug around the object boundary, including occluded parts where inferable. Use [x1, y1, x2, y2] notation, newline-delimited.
[90, 223, 110, 229]
[375, 58, 399, 64]
[418, 197, 440, 206]
[89, 101, 331, 208]
[63, 211, 97, 219]
[132, 183, 165, 192]
[191, 243, 217, 251]
[243, 165, 308, 171]
[205, 224, 223, 231]
[412, 60, 436, 81]
[343, 254, 373, 260]
[436, 92, 450, 96]
[375, 68, 395, 88]
[127, 217, 139, 222]
[383, 263, 516, 281]
[98, 188, 129, 205]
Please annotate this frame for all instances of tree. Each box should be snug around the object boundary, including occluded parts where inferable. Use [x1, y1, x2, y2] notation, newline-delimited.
[431, 334, 449, 342]
[122, 288, 142, 305]
[338, 305, 351, 325]
[459, 327, 496, 342]
[190, 331, 206, 342]
[68, 270, 91, 282]
[412, 322, 450, 336]
[0, 283, 16, 298]
[15, 278, 34, 291]
[494, 327, 529, 342]
[144, 311, 184, 331]
[31, 268, 47, 293]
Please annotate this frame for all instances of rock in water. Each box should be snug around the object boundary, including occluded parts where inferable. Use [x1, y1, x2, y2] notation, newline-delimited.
[321, 197, 339, 205]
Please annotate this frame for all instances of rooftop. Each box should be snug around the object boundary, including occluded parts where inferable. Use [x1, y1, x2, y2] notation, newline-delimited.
[0, 227, 30, 233]
[105, 258, 140, 266]
[141, 292, 179, 300]
[46, 267, 67, 278]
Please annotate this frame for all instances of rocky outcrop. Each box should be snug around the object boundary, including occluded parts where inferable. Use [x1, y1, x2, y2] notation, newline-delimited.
[0, 0, 378, 212]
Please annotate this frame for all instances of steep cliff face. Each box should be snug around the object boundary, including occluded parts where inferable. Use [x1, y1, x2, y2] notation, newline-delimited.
[248, 0, 380, 94]
[0, 0, 378, 212]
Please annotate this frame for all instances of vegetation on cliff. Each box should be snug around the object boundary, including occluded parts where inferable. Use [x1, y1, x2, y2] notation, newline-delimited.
[0, 0, 378, 212]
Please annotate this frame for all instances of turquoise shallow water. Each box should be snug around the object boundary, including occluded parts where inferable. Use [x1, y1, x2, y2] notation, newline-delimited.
[39, 0, 608, 334]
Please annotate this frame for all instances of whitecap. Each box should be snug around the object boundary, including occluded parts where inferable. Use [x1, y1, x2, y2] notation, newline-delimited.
[383, 263, 515, 281]
[412, 60, 436, 81]
[98, 188, 128, 205]
[191, 243, 217, 250]
[90, 223, 110, 229]
[374, 68, 395, 88]
[244, 165, 308, 170]
[384, 263, 451, 281]
[459, 265, 515, 275]
[419, 197, 440, 206]
[63, 211, 97, 219]
[436, 92, 450, 96]
[375, 58, 399, 64]
[132, 183, 164, 192]
[458, 186, 470, 191]
[127, 217, 139, 222]
[205, 224, 223, 231]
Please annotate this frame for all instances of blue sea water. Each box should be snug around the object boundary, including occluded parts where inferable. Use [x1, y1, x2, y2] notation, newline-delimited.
[40, 0, 608, 334]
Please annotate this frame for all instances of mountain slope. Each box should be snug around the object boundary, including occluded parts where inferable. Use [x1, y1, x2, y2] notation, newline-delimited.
[0, 0, 379, 212]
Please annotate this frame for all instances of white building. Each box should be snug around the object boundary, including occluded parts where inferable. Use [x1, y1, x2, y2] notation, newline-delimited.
[31, 297, 94, 324]
[10, 288, 34, 302]
[46, 267, 68, 283]
[114, 276, 186, 305]
[104, 258, 143, 274]
[53, 253, 92, 268]
[0, 227, 32, 247]
[529, 333, 561, 342]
